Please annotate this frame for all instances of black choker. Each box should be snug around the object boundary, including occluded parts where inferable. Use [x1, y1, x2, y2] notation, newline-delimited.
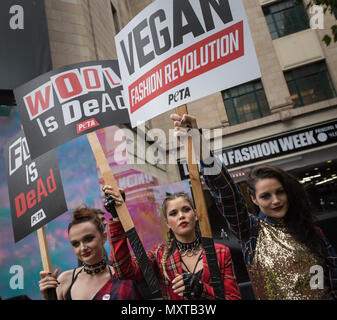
[83, 259, 107, 275]
[175, 237, 201, 257]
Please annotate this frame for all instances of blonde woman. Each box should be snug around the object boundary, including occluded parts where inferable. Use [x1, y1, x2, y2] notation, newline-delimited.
[103, 186, 240, 300]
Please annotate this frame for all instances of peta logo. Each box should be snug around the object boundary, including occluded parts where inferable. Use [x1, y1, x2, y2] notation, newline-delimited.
[168, 87, 191, 105]
[76, 118, 100, 133]
[9, 5, 24, 30]
[31, 209, 46, 227]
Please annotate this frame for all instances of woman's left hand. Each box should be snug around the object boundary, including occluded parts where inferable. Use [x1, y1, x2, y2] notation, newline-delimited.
[172, 273, 204, 298]
[172, 274, 185, 297]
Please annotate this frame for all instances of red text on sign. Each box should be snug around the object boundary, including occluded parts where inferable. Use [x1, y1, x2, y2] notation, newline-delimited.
[14, 168, 57, 218]
[129, 21, 244, 113]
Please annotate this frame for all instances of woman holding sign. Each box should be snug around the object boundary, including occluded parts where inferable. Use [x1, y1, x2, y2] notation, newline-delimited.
[171, 113, 337, 300]
[103, 186, 240, 300]
[38, 207, 143, 300]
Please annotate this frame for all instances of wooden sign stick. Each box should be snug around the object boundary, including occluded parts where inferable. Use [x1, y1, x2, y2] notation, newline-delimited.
[176, 105, 225, 300]
[86, 131, 161, 296]
[37, 227, 52, 271]
[37, 226, 57, 300]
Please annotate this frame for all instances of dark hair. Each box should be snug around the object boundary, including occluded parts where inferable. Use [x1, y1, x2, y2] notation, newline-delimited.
[68, 206, 105, 234]
[247, 165, 326, 258]
[92, 208, 104, 216]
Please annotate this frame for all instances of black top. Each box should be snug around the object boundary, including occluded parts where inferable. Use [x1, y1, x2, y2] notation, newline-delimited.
[180, 252, 203, 277]
[65, 267, 113, 300]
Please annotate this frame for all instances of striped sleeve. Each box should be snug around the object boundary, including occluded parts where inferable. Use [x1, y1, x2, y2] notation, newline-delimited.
[200, 156, 251, 244]
[108, 220, 159, 280]
[199, 245, 241, 300]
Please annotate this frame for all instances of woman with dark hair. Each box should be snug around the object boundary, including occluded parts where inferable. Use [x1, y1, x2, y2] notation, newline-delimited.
[103, 185, 240, 300]
[38, 206, 143, 300]
[171, 113, 337, 300]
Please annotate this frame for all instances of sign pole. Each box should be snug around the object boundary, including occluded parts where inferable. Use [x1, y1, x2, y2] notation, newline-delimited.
[37, 226, 57, 300]
[37, 226, 52, 271]
[86, 131, 161, 297]
[176, 105, 225, 300]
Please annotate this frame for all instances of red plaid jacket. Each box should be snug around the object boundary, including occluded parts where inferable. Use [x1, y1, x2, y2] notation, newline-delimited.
[93, 276, 144, 300]
[108, 221, 241, 300]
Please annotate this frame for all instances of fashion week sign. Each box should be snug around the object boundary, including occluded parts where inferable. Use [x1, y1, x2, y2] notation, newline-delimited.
[115, 0, 261, 127]
[178, 120, 337, 178]
[215, 120, 337, 168]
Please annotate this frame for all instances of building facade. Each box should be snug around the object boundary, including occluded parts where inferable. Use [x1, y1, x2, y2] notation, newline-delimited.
[44, 0, 337, 215]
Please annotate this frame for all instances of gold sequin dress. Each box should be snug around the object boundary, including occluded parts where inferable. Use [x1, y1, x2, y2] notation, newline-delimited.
[247, 219, 332, 300]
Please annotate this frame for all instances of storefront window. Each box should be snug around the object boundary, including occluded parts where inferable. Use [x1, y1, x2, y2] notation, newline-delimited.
[285, 61, 337, 108]
[292, 160, 337, 215]
[222, 80, 270, 125]
[263, 0, 310, 40]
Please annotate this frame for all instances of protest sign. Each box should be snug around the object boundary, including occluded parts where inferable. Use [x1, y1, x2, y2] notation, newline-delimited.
[115, 0, 261, 127]
[4, 130, 67, 242]
[14, 60, 129, 159]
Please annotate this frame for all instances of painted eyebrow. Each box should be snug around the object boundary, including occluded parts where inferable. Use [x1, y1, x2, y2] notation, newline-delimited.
[259, 192, 270, 197]
[260, 187, 284, 196]
[82, 234, 95, 241]
[168, 206, 191, 214]
[70, 233, 95, 243]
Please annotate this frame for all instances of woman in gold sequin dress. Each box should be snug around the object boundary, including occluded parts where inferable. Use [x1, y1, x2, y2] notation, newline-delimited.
[171, 113, 337, 300]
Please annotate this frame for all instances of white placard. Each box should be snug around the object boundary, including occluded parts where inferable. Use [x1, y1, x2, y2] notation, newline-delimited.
[115, 0, 261, 127]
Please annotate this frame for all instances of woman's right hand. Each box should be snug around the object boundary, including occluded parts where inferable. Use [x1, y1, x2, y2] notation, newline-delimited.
[170, 113, 198, 137]
[38, 269, 59, 300]
[102, 185, 125, 220]
[102, 185, 125, 206]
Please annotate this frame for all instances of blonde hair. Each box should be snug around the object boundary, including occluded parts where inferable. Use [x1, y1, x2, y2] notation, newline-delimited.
[160, 193, 195, 281]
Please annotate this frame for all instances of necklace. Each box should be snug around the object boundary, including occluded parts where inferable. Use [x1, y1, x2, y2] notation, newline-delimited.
[175, 236, 201, 257]
[83, 259, 107, 275]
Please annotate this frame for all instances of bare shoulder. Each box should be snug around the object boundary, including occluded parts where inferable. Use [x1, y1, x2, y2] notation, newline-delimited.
[58, 269, 75, 283]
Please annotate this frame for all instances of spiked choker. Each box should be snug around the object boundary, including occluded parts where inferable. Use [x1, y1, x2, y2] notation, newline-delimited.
[175, 236, 201, 257]
[83, 259, 107, 275]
